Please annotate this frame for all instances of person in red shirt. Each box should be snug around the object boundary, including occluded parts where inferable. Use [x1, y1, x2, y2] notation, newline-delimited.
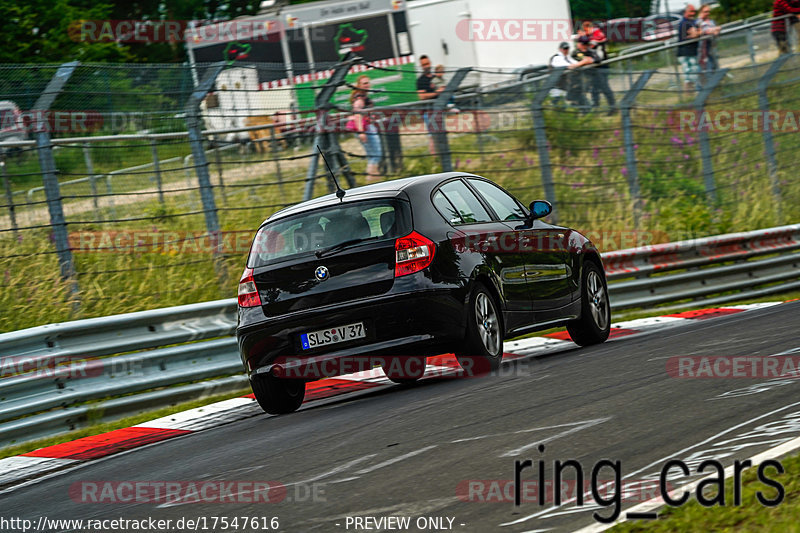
[580, 22, 616, 113]
[772, 0, 800, 54]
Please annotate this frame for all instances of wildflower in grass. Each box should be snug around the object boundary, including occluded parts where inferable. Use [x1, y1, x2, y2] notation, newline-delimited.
[571, 182, 584, 189]
[684, 135, 695, 146]
[671, 136, 682, 146]
[614, 130, 620, 137]
[524, 156, 533, 166]
[684, 154, 690, 160]
[454, 158, 460, 168]
[506, 161, 514, 168]
[755, 163, 761, 170]
[634, 144, 639, 150]
[619, 147, 624, 156]
[597, 159, 604, 167]
[465, 159, 472, 165]
[499, 153, 505, 159]
[621, 167, 628, 176]
[592, 147, 599, 158]
[731, 138, 738, 145]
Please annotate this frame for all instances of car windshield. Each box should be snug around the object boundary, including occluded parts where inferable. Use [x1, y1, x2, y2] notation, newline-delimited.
[247, 198, 411, 268]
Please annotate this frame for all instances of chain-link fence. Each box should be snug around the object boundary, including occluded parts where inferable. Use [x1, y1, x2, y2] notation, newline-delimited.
[2, 19, 800, 333]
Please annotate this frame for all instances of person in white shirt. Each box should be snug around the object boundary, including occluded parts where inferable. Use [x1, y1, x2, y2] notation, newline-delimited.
[549, 42, 593, 109]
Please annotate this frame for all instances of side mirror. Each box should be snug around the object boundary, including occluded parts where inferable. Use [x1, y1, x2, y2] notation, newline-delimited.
[529, 200, 552, 220]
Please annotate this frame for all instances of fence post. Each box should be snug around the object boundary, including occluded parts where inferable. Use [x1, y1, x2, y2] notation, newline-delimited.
[473, 93, 486, 164]
[149, 138, 165, 206]
[431, 67, 471, 173]
[269, 125, 284, 193]
[1, 155, 18, 239]
[212, 141, 227, 205]
[82, 142, 102, 220]
[619, 70, 654, 230]
[530, 69, 564, 224]
[746, 29, 756, 64]
[34, 61, 80, 303]
[303, 53, 358, 202]
[758, 54, 791, 224]
[693, 68, 728, 206]
[184, 62, 225, 256]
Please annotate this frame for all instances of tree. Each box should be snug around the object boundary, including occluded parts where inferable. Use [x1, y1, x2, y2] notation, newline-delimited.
[0, 0, 132, 63]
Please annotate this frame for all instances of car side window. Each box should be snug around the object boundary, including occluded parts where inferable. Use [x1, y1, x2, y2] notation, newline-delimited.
[468, 179, 527, 221]
[438, 181, 492, 224]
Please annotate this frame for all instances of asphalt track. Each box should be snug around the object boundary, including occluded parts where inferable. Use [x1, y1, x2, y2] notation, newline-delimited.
[3, 301, 800, 533]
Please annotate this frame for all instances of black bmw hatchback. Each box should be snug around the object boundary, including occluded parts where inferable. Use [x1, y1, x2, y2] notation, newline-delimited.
[237, 173, 610, 414]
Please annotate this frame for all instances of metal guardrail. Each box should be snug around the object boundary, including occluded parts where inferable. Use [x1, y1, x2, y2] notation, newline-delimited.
[1, 224, 798, 449]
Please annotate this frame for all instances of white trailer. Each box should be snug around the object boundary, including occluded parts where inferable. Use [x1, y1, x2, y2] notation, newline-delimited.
[406, 0, 573, 84]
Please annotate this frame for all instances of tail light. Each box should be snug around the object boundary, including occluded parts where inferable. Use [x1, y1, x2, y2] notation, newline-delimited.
[395, 231, 436, 277]
[238, 267, 262, 307]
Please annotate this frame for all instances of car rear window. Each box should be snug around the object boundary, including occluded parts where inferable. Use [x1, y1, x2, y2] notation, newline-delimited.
[247, 199, 411, 267]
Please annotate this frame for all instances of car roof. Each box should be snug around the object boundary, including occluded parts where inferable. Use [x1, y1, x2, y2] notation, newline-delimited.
[260, 172, 480, 225]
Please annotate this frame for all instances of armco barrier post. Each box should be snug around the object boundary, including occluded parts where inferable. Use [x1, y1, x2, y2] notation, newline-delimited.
[431, 67, 470, 173]
[530, 69, 564, 224]
[619, 70, 654, 230]
[693, 68, 728, 206]
[34, 61, 80, 303]
[758, 54, 791, 225]
[184, 62, 225, 256]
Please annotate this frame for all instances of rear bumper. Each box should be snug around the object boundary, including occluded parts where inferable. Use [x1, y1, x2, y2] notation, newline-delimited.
[236, 287, 467, 378]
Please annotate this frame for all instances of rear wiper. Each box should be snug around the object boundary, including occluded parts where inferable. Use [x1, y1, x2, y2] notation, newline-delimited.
[315, 236, 380, 258]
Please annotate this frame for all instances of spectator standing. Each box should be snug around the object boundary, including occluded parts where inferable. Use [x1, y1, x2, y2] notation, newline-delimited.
[772, 0, 800, 54]
[697, 4, 721, 76]
[549, 42, 591, 108]
[581, 23, 616, 113]
[416, 54, 444, 154]
[677, 5, 702, 92]
[350, 75, 382, 182]
[571, 36, 603, 114]
[697, 5, 721, 69]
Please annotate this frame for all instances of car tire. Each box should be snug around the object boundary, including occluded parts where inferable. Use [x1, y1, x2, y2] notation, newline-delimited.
[455, 282, 503, 375]
[381, 356, 426, 384]
[566, 261, 611, 347]
[250, 374, 305, 414]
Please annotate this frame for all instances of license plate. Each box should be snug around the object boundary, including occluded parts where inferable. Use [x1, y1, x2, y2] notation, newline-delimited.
[300, 322, 365, 350]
